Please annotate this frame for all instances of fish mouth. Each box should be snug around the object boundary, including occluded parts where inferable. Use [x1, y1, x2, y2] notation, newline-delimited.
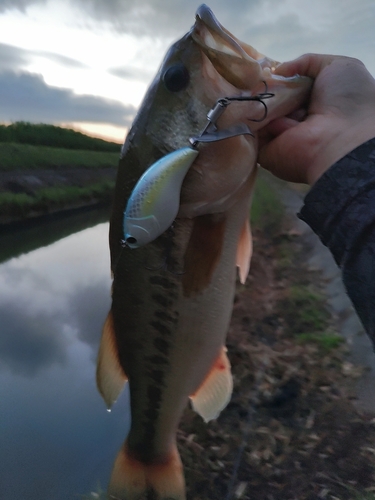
[192, 4, 275, 89]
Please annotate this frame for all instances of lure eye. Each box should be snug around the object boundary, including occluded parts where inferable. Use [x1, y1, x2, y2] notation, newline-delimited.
[126, 236, 137, 246]
[162, 63, 190, 92]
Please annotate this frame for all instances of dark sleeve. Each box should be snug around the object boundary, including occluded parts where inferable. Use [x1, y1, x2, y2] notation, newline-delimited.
[298, 137, 375, 346]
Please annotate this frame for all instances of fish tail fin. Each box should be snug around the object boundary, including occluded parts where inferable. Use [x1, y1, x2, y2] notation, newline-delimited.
[108, 441, 185, 500]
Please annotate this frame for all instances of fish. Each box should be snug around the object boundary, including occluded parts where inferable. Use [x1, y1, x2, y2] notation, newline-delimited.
[96, 4, 312, 500]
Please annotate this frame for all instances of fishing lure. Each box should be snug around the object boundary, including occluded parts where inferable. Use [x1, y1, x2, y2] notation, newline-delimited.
[123, 89, 274, 249]
[122, 147, 198, 248]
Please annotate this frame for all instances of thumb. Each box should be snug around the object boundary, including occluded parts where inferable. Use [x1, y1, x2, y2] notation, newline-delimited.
[274, 53, 338, 79]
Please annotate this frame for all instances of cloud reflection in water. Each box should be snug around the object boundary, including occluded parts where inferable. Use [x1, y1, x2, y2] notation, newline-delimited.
[0, 220, 129, 500]
[0, 222, 111, 376]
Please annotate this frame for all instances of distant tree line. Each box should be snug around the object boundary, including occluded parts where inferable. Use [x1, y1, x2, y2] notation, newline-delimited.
[0, 122, 121, 152]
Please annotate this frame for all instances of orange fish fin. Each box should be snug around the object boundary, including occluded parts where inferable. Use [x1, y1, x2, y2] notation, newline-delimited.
[236, 217, 252, 284]
[96, 310, 127, 409]
[190, 346, 233, 423]
[108, 441, 185, 500]
[182, 214, 226, 297]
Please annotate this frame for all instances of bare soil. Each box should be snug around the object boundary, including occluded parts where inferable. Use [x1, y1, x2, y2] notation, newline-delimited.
[0, 167, 117, 225]
[0, 167, 116, 196]
[178, 215, 375, 500]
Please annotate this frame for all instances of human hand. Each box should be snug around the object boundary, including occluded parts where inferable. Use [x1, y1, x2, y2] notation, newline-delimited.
[258, 54, 375, 184]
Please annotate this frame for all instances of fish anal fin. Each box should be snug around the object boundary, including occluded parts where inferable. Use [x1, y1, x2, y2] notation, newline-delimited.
[236, 217, 253, 284]
[108, 441, 185, 500]
[182, 214, 226, 297]
[190, 346, 233, 423]
[96, 310, 127, 409]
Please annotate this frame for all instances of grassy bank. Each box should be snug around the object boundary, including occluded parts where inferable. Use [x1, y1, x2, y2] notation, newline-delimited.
[0, 123, 120, 223]
[0, 180, 115, 218]
[0, 121, 121, 152]
[0, 142, 119, 172]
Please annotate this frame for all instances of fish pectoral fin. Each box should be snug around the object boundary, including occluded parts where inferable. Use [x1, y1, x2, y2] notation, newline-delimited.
[108, 441, 185, 500]
[236, 217, 253, 284]
[96, 310, 127, 409]
[190, 346, 233, 423]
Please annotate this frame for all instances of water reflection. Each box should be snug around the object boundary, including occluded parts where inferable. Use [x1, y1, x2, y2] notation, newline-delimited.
[0, 205, 111, 265]
[0, 212, 130, 500]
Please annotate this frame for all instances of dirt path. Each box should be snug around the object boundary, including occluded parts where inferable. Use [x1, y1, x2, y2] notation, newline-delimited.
[278, 178, 375, 414]
[178, 174, 375, 500]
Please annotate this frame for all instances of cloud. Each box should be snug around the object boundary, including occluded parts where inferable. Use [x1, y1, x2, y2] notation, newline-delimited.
[0, 302, 67, 376]
[0, 0, 45, 13]
[68, 0, 260, 38]
[33, 50, 87, 69]
[0, 70, 137, 126]
[0, 283, 110, 376]
[68, 282, 111, 351]
[108, 64, 154, 83]
[0, 42, 28, 69]
[0, 41, 87, 72]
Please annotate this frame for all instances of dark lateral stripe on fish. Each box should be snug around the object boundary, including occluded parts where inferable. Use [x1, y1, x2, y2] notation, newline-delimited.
[150, 320, 173, 337]
[135, 383, 166, 459]
[146, 354, 170, 365]
[182, 214, 226, 297]
[147, 384, 163, 404]
[154, 309, 179, 323]
[127, 366, 168, 460]
[151, 293, 174, 308]
[153, 337, 171, 356]
[149, 275, 178, 290]
[147, 369, 166, 385]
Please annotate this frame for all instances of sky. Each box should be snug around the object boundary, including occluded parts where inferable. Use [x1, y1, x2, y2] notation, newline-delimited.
[0, 0, 374, 143]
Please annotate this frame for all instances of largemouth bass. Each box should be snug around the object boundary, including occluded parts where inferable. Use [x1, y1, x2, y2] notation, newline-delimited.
[97, 5, 311, 499]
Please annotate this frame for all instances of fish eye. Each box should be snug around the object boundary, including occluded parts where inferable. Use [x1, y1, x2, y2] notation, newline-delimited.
[162, 63, 190, 92]
[126, 236, 137, 246]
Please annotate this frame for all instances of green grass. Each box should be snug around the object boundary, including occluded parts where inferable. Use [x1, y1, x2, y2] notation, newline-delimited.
[250, 171, 342, 354]
[297, 331, 343, 352]
[0, 180, 115, 216]
[279, 284, 342, 352]
[286, 285, 330, 333]
[0, 142, 119, 172]
[336, 485, 375, 500]
[353, 494, 375, 500]
[0, 121, 121, 151]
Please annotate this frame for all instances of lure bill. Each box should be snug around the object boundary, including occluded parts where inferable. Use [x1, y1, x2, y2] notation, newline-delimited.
[123, 147, 198, 248]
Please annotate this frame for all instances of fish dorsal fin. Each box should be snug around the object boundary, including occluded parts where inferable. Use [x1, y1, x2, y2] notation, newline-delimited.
[236, 217, 252, 284]
[96, 310, 128, 409]
[189, 346, 233, 422]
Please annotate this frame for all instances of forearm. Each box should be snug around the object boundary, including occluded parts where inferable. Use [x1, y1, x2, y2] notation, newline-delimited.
[298, 137, 375, 343]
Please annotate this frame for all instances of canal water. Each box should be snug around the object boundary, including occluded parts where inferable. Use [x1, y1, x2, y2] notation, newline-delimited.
[0, 208, 130, 500]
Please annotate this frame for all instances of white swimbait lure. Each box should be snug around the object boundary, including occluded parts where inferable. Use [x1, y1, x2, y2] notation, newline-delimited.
[123, 147, 199, 248]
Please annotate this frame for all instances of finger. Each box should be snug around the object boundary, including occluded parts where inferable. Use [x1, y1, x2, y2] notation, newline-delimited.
[274, 53, 338, 79]
[264, 116, 300, 137]
[258, 127, 310, 184]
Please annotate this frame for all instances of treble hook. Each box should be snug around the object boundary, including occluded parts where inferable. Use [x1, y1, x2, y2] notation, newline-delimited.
[189, 81, 275, 146]
[223, 81, 275, 122]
